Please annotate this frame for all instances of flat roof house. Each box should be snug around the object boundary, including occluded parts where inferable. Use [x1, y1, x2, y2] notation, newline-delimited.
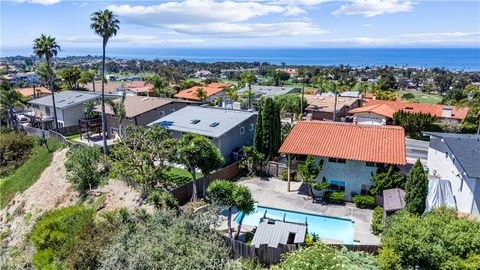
[304, 95, 360, 121]
[279, 121, 406, 201]
[349, 99, 469, 126]
[148, 106, 257, 164]
[424, 132, 480, 218]
[28, 91, 100, 128]
[95, 96, 197, 139]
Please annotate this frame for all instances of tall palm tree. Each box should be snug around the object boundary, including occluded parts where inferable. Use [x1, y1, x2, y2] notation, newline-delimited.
[91, 9, 120, 155]
[194, 87, 208, 101]
[298, 68, 308, 116]
[240, 72, 256, 109]
[224, 85, 239, 109]
[324, 80, 340, 121]
[33, 34, 61, 131]
[106, 91, 127, 138]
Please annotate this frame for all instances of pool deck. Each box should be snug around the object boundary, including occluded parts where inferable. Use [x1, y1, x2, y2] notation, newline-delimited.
[235, 177, 380, 245]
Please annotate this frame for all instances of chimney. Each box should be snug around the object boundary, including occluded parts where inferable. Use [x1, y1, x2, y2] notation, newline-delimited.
[442, 106, 452, 118]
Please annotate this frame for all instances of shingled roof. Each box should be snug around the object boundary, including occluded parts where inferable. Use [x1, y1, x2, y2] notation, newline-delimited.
[424, 132, 480, 178]
[279, 121, 407, 165]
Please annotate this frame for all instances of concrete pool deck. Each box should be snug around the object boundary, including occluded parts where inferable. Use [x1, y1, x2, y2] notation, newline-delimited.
[237, 177, 380, 245]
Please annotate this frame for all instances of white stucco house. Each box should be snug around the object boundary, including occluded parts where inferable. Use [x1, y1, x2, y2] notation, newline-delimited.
[279, 121, 407, 201]
[424, 132, 480, 218]
[28, 90, 100, 128]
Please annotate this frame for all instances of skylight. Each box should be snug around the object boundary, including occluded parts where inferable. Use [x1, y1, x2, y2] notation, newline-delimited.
[191, 119, 201, 124]
[209, 122, 219, 127]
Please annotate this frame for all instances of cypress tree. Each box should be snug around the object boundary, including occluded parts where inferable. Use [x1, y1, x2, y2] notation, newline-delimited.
[405, 159, 429, 214]
[259, 98, 281, 159]
[253, 109, 263, 153]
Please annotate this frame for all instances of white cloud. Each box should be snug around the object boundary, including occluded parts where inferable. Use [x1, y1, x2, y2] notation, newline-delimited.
[361, 23, 373, 27]
[107, 0, 328, 38]
[311, 32, 480, 47]
[108, 0, 300, 26]
[16, 0, 60, 5]
[168, 22, 328, 37]
[332, 0, 413, 17]
[60, 35, 205, 46]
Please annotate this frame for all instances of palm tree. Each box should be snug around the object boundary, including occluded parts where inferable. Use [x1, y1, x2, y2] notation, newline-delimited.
[324, 80, 340, 121]
[33, 34, 61, 131]
[194, 87, 208, 101]
[147, 74, 175, 98]
[79, 70, 97, 91]
[241, 72, 256, 109]
[224, 85, 239, 109]
[298, 68, 308, 115]
[459, 91, 480, 134]
[90, 9, 120, 155]
[105, 91, 126, 138]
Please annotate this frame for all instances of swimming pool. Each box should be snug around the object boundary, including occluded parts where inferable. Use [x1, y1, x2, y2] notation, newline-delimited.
[234, 205, 355, 244]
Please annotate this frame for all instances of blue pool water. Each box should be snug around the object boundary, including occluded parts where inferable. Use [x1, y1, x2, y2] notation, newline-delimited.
[235, 205, 355, 244]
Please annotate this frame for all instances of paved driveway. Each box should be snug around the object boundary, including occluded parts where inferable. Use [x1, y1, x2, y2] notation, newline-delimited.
[238, 177, 380, 245]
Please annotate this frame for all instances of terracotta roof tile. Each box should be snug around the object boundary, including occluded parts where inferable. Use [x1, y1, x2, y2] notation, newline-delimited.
[15, 87, 51, 97]
[174, 82, 231, 100]
[279, 121, 406, 165]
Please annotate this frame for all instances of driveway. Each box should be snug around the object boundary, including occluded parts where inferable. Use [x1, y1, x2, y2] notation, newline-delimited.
[238, 177, 380, 245]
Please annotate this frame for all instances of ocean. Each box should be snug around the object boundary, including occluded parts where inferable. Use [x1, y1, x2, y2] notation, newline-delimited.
[2, 47, 480, 71]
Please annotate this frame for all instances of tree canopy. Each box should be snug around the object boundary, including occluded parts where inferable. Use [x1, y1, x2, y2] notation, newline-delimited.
[404, 159, 428, 214]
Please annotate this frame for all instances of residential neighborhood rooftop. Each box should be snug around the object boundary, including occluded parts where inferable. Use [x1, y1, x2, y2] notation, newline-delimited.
[95, 96, 193, 118]
[304, 95, 359, 113]
[148, 106, 256, 138]
[350, 99, 469, 120]
[279, 121, 407, 165]
[28, 90, 99, 109]
[15, 86, 51, 98]
[174, 82, 231, 100]
[238, 85, 300, 98]
[423, 132, 480, 178]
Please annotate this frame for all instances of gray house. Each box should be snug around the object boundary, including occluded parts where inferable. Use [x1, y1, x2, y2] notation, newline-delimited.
[28, 90, 100, 128]
[148, 106, 257, 164]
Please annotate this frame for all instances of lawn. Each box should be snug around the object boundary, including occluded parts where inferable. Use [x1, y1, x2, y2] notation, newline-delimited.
[66, 133, 81, 144]
[398, 90, 442, 104]
[166, 167, 203, 187]
[0, 138, 63, 208]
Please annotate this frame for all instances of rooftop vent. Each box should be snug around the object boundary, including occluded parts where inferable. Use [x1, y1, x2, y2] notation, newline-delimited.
[191, 119, 201, 124]
[76, 95, 82, 98]
[209, 122, 219, 127]
[405, 106, 413, 110]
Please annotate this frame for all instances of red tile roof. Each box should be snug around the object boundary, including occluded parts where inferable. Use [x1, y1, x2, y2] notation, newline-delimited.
[174, 82, 231, 100]
[351, 99, 469, 120]
[279, 121, 406, 165]
[348, 104, 397, 118]
[15, 87, 51, 97]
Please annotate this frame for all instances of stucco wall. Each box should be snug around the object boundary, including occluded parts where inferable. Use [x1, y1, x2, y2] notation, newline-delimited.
[427, 137, 478, 216]
[313, 157, 377, 201]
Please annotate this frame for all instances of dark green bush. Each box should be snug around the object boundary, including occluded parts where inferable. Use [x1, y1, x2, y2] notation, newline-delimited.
[0, 131, 33, 177]
[281, 170, 297, 181]
[323, 191, 344, 203]
[371, 206, 384, 235]
[353, 195, 376, 209]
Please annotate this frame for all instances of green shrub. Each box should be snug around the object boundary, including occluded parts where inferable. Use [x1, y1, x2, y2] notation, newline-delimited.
[377, 246, 402, 270]
[371, 206, 384, 235]
[30, 206, 95, 269]
[0, 131, 33, 177]
[281, 170, 297, 181]
[65, 146, 105, 195]
[323, 191, 344, 203]
[353, 195, 376, 209]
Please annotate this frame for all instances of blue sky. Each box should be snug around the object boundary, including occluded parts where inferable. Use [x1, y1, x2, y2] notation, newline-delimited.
[1, 0, 479, 53]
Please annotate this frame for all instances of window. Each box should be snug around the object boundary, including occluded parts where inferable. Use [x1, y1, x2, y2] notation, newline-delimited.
[159, 111, 165, 117]
[366, 162, 375, 167]
[327, 180, 345, 192]
[240, 127, 245, 135]
[45, 107, 51, 115]
[249, 123, 254, 131]
[329, 158, 346, 164]
[170, 108, 176, 113]
[287, 233, 296, 244]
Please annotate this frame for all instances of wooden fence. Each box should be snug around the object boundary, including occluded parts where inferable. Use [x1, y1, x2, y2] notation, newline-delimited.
[169, 161, 242, 205]
[18, 125, 71, 146]
[223, 236, 379, 265]
[223, 236, 299, 265]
